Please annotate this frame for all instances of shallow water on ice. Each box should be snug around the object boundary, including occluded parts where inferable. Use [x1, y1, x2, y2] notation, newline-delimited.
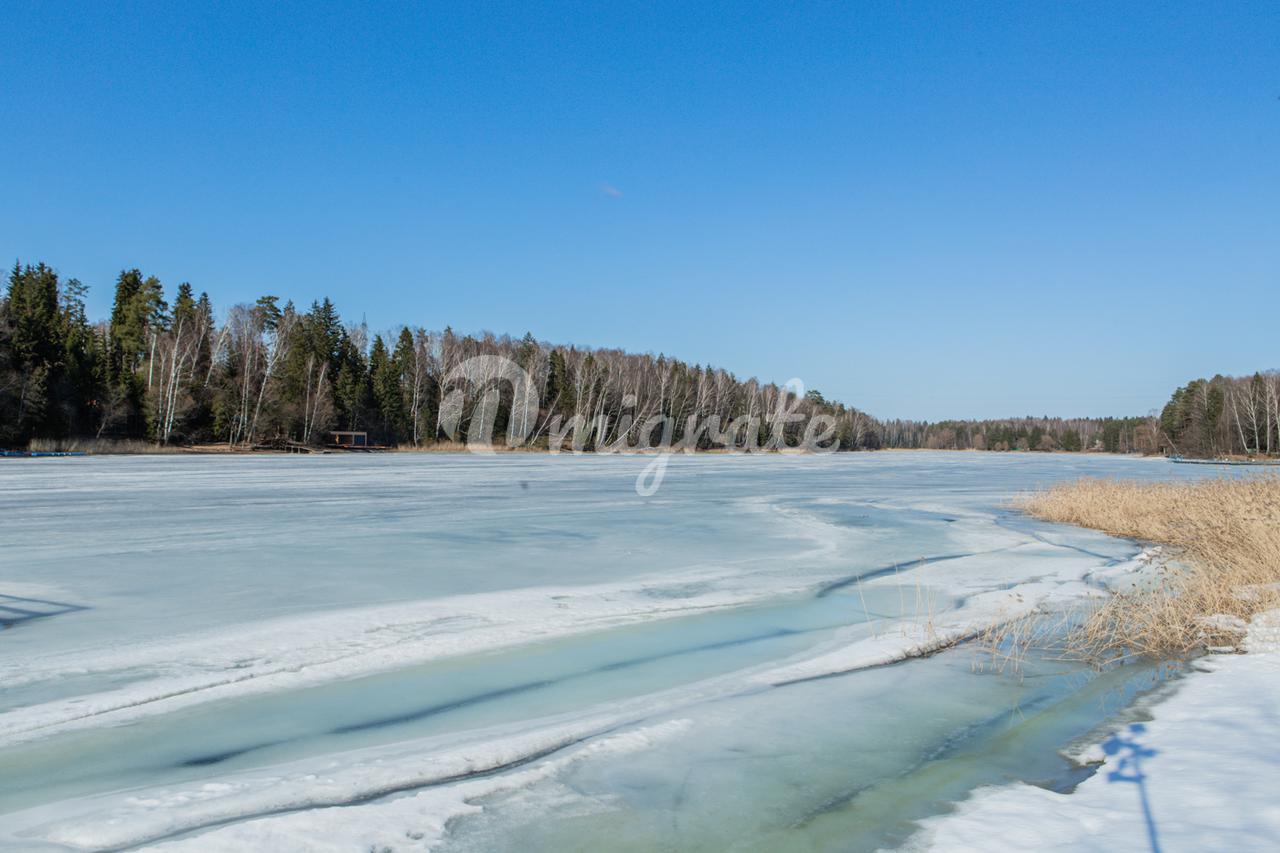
[0, 452, 1244, 850]
[444, 650, 1179, 853]
[0, 585, 918, 813]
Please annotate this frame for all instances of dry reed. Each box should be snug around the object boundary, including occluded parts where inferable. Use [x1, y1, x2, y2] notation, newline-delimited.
[1017, 475, 1280, 663]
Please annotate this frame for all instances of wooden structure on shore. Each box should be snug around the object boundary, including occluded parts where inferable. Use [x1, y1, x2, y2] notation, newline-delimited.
[327, 431, 385, 451]
[329, 431, 369, 448]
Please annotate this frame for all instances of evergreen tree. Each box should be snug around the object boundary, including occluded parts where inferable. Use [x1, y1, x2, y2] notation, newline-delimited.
[7, 262, 61, 367]
[108, 269, 144, 381]
[333, 335, 371, 431]
[172, 283, 197, 329]
[546, 348, 573, 415]
[58, 277, 102, 435]
[0, 262, 107, 440]
[370, 334, 407, 444]
[392, 327, 417, 441]
[310, 298, 345, 378]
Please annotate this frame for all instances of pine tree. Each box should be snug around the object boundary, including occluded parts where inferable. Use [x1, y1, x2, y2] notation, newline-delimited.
[371, 334, 407, 444]
[333, 335, 371, 432]
[310, 298, 345, 378]
[7, 262, 61, 368]
[2, 262, 91, 439]
[172, 283, 196, 329]
[546, 348, 573, 415]
[108, 269, 144, 381]
[392, 327, 417, 442]
[58, 277, 102, 435]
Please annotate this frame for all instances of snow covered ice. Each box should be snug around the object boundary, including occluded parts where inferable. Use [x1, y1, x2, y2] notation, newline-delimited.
[0, 451, 1266, 850]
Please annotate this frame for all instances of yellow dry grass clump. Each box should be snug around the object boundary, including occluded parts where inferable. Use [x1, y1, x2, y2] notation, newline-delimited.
[1018, 475, 1280, 663]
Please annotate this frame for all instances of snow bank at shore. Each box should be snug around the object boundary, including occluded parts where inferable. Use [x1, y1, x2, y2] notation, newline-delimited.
[910, 610, 1280, 851]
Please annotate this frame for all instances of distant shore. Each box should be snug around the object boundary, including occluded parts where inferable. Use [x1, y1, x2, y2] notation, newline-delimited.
[10, 438, 1164, 459]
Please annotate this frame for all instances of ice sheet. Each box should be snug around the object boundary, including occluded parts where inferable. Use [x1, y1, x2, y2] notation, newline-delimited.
[0, 451, 1246, 850]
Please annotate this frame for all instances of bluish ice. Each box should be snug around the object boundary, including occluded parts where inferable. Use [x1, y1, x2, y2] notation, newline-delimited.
[0, 452, 1236, 850]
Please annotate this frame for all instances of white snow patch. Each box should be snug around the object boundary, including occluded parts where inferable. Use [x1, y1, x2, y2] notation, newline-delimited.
[909, 610, 1280, 852]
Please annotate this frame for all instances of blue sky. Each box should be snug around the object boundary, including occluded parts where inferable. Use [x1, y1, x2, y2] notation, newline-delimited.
[2, 2, 1276, 420]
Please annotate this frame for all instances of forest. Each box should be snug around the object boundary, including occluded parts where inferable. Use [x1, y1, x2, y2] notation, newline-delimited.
[880, 378, 1280, 459]
[1157, 373, 1280, 458]
[0, 262, 879, 451]
[879, 416, 1160, 454]
[2, 261, 1274, 458]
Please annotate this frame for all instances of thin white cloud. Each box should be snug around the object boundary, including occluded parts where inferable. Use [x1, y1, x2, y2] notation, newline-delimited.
[598, 182, 623, 198]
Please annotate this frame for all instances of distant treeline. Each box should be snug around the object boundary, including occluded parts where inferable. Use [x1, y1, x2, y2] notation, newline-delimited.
[5, 260, 1271, 457]
[0, 262, 879, 450]
[877, 377, 1280, 459]
[878, 416, 1158, 454]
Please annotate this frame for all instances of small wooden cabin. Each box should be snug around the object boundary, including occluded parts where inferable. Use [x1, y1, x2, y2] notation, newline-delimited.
[328, 431, 369, 448]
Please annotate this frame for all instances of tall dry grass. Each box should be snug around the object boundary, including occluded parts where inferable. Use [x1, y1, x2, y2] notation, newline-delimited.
[26, 437, 186, 454]
[1018, 475, 1280, 663]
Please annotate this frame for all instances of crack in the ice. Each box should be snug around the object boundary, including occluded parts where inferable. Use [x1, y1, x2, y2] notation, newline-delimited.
[0, 593, 89, 629]
[814, 553, 976, 597]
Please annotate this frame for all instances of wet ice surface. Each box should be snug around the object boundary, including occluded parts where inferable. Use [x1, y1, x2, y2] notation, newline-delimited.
[0, 452, 1234, 850]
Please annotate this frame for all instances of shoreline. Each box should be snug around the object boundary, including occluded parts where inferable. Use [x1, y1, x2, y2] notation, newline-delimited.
[8, 440, 1160, 460]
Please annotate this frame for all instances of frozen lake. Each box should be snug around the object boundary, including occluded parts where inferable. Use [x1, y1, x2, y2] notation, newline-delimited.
[0, 452, 1225, 850]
